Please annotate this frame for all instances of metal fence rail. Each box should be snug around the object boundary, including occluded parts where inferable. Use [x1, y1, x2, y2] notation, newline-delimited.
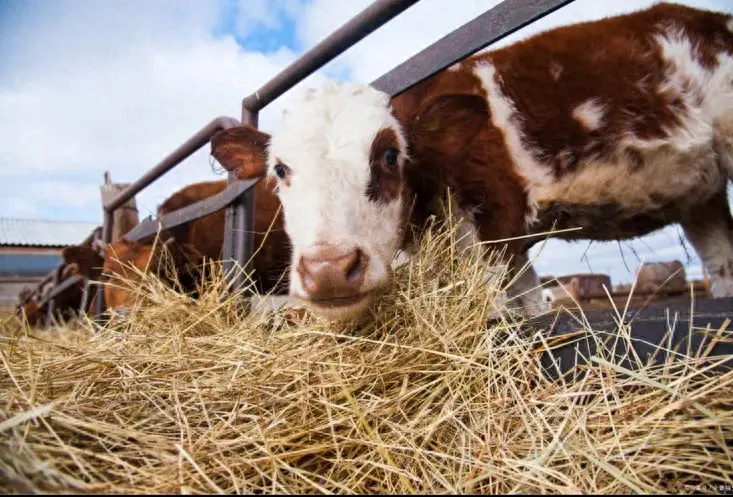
[371, 0, 575, 96]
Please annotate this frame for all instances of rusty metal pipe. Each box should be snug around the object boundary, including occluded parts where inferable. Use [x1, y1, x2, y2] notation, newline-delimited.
[241, 0, 420, 115]
[96, 209, 114, 317]
[224, 107, 259, 294]
[104, 116, 240, 213]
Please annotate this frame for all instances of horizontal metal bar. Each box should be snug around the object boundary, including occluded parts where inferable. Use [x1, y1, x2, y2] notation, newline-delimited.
[371, 0, 577, 97]
[124, 178, 260, 243]
[241, 0, 420, 114]
[36, 274, 85, 310]
[104, 116, 240, 213]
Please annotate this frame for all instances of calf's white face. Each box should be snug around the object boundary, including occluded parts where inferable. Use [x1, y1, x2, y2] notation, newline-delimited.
[212, 82, 409, 320]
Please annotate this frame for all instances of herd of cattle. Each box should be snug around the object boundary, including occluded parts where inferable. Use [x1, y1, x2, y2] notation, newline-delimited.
[15, 179, 291, 326]
[15, 2, 733, 326]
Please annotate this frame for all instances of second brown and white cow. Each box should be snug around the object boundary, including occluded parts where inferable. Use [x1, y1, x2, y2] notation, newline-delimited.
[212, 2, 733, 320]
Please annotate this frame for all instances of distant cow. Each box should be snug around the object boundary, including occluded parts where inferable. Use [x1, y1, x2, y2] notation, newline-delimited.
[102, 237, 200, 309]
[15, 248, 101, 326]
[15, 287, 47, 327]
[636, 260, 687, 293]
[63, 178, 290, 311]
[156, 179, 290, 294]
[212, 3, 733, 321]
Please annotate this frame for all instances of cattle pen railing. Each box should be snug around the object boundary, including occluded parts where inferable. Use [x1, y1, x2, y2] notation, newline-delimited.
[35, 0, 733, 377]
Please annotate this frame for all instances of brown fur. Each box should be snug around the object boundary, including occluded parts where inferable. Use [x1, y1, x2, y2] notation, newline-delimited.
[102, 238, 201, 309]
[391, 2, 733, 262]
[210, 126, 269, 179]
[15, 257, 95, 326]
[102, 178, 291, 309]
[400, 89, 529, 257]
[52, 178, 290, 313]
[156, 179, 291, 295]
[367, 128, 402, 204]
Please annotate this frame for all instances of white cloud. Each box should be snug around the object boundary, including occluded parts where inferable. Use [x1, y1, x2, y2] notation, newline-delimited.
[232, 0, 305, 34]
[0, 1, 325, 222]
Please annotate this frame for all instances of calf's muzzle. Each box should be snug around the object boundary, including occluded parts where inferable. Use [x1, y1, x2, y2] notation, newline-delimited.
[297, 246, 368, 303]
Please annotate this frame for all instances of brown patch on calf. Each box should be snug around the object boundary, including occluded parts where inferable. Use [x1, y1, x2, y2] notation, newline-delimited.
[366, 128, 401, 204]
[458, 2, 733, 180]
[531, 200, 683, 244]
[402, 87, 529, 258]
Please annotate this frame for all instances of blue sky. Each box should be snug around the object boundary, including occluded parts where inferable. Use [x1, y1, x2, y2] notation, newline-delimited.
[1, 0, 732, 285]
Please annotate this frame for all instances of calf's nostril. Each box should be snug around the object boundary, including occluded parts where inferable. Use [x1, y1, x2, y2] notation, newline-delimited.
[345, 250, 365, 284]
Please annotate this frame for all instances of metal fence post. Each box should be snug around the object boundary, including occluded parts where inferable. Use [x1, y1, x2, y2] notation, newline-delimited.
[222, 177, 237, 285]
[224, 108, 259, 295]
[94, 209, 114, 316]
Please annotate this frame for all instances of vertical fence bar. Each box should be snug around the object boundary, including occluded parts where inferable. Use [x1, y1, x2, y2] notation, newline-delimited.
[225, 107, 259, 294]
[95, 209, 114, 316]
[79, 228, 100, 317]
[222, 176, 237, 290]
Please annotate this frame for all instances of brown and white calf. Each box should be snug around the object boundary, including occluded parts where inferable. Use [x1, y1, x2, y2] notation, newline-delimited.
[212, 2, 733, 320]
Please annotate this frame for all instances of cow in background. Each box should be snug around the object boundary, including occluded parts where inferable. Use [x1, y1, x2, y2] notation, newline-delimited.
[62, 178, 290, 311]
[15, 245, 102, 326]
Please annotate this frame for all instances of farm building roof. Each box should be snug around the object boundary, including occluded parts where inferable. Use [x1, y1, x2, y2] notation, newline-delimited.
[0, 218, 99, 247]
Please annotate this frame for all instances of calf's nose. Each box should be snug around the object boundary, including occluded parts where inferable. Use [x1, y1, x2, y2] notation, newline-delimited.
[298, 247, 368, 300]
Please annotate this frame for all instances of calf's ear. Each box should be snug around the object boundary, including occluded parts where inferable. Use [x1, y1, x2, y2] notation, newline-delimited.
[411, 93, 489, 160]
[211, 125, 271, 179]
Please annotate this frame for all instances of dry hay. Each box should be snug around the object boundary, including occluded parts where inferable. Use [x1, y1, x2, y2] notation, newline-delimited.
[1, 220, 732, 494]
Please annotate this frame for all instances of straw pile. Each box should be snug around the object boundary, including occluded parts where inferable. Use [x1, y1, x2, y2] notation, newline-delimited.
[1, 220, 732, 494]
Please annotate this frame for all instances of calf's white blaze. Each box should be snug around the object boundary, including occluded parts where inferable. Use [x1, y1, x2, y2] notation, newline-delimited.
[266, 83, 408, 318]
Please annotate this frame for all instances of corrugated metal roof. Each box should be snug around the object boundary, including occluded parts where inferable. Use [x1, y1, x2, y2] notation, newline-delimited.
[0, 218, 99, 247]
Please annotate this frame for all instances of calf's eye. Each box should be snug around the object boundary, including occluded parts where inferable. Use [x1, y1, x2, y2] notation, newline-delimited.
[384, 148, 399, 167]
[274, 163, 289, 179]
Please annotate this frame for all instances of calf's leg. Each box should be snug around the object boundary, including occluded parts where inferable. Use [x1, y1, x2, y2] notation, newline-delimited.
[506, 251, 548, 316]
[680, 190, 733, 298]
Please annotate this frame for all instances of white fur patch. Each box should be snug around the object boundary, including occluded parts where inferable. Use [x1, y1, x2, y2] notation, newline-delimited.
[550, 62, 563, 81]
[572, 98, 605, 131]
[652, 25, 733, 150]
[266, 82, 408, 308]
[726, 17, 733, 34]
[473, 61, 552, 224]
